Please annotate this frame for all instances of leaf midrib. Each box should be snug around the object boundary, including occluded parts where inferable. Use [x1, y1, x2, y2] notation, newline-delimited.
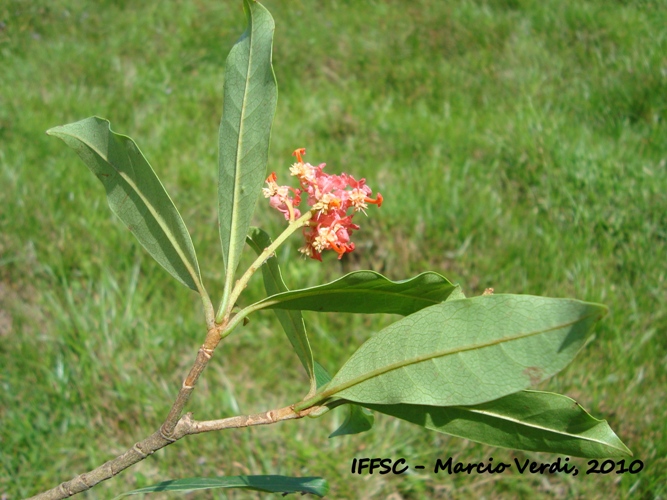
[56, 130, 202, 292]
[319, 311, 600, 402]
[454, 405, 613, 446]
[225, 9, 257, 289]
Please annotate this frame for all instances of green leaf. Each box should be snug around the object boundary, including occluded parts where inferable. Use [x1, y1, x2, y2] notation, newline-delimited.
[318, 295, 607, 406]
[47, 117, 204, 293]
[255, 271, 458, 316]
[314, 361, 332, 390]
[218, 0, 278, 302]
[114, 475, 328, 498]
[445, 285, 466, 301]
[329, 404, 375, 438]
[366, 390, 631, 458]
[247, 227, 315, 391]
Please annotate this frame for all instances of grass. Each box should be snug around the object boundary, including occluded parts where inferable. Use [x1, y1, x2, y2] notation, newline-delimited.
[1, 0, 666, 498]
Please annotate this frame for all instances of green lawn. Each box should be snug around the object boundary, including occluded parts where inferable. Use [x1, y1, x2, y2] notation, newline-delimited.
[1, 0, 666, 498]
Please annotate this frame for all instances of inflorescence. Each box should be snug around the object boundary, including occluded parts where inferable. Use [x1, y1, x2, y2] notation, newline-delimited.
[263, 148, 383, 261]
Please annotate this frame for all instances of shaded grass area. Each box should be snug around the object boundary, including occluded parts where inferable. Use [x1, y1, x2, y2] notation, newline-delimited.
[1, 0, 665, 498]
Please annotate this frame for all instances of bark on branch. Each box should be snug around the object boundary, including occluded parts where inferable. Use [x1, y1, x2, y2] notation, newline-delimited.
[28, 405, 318, 500]
[27, 323, 321, 500]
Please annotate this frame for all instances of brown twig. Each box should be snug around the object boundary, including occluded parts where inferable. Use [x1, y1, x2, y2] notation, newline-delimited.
[29, 212, 323, 499]
[160, 324, 223, 438]
[28, 403, 319, 500]
[27, 319, 321, 500]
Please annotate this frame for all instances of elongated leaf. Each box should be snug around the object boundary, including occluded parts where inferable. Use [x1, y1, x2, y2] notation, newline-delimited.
[114, 475, 328, 498]
[255, 270, 458, 315]
[319, 295, 607, 406]
[218, 0, 277, 298]
[247, 227, 315, 391]
[47, 117, 203, 292]
[366, 390, 631, 458]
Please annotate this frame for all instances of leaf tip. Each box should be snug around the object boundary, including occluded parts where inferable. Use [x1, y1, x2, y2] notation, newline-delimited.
[577, 300, 608, 322]
[617, 440, 633, 457]
[599, 303, 610, 318]
[587, 302, 609, 322]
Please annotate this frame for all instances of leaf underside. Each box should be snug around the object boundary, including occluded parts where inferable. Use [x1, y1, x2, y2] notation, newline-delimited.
[323, 294, 607, 407]
[366, 390, 631, 458]
[218, 0, 278, 297]
[47, 117, 203, 293]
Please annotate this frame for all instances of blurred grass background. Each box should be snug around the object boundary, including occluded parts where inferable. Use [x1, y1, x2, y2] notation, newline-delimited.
[1, 0, 666, 498]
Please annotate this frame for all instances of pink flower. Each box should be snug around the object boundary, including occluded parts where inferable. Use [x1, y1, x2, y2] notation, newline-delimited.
[262, 172, 301, 221]
[265, 148, 382, 260]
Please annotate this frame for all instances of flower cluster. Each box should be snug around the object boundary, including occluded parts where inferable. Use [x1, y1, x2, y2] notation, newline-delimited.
[263, 148, 383, 261]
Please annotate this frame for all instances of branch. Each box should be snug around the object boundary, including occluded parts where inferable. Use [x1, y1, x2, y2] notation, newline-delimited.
[28, 405, 319, 500]
[30, 219, 317, 500]
[182, 404, 319, 435]
[160, 324, 224, 438]
[28, 323, 224, 500]
[27, 429, 173, 500]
